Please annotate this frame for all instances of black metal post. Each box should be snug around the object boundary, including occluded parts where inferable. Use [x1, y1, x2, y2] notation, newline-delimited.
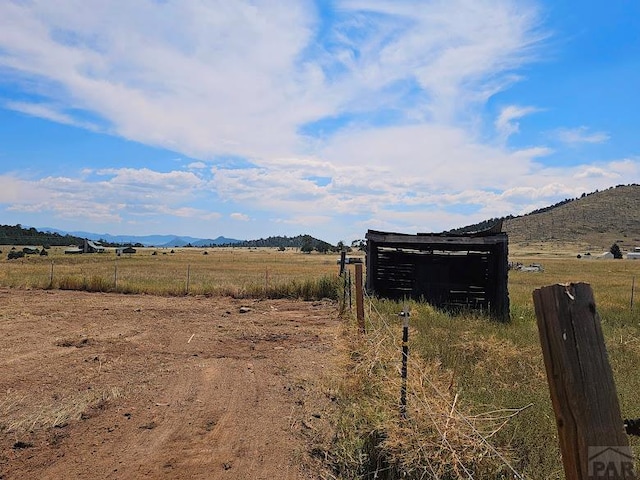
[342, 272, 347, 312]
[339, 250, 346, 276]
[400, 305, 410, 419]
[348, 270, 352, 310]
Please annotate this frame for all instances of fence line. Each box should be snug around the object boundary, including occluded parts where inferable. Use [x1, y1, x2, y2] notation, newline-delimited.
[0, 259, 339, 299]
[353, 291, 527, 479]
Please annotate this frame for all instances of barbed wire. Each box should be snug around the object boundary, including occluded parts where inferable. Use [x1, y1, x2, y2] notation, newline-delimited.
[355, 291, 527, 479]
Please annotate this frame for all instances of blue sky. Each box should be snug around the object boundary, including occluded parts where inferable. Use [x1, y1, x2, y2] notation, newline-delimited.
[1, 0, 639, 244]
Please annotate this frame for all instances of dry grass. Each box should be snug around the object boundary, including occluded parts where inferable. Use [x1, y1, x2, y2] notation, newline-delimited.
[0, 246, 346, 299]
[332, 256, 640, 479]
[0, 387, 122, 436]
[331, 300, 532, 479]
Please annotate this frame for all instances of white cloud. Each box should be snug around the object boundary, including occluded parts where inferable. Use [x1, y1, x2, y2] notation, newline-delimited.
[552, 126, 610, 145]
[0, 0, 544, 160]
[318, 123, 548, 192]
[607, 158, 640, 176]
[5, 101, 101, 131]
[161, 206, 221, 221]
[0, 151, 637, 239]
[275, 214, 332, 227]
[230, 213, 250, 222]
[328, 0, 545, 122]
[3, 1, 636, 241]
[495, 105, 541, 140]
[0, 175, 38, 203]
[187, 162, 207, 170]
[93, 168, 205, 201]
[574, 166, 619, 180]
[0, 168, 217, 227]
[0, 1, 322, 158]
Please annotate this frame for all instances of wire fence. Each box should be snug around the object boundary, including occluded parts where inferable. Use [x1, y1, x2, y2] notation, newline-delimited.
[341, 287, 529, 479]
[0, 256, 340, 299]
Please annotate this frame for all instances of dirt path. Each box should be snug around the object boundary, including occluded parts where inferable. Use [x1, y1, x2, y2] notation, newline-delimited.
[0, 289, 341, 479]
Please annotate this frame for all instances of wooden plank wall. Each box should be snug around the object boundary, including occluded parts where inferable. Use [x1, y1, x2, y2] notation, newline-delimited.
[366, 231, 509, 320]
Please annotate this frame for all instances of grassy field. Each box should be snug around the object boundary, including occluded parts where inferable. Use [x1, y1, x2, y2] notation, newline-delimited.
[3, 246, 640, 478]
[332, 253, 640, 479]
[0, 246, 343, 298]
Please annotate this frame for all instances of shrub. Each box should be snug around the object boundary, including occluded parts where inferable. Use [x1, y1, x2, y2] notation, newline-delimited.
[8, 251, 25, 260]
[58, 276, 85, 290]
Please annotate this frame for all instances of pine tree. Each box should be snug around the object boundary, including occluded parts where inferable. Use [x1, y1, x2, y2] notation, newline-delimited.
[610, 243, 623, 259]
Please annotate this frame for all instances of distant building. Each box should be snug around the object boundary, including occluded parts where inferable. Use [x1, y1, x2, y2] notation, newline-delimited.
[64, 239, 106, 254]
[116, 246, 137, 256]
[86, 240, 105, 253]
[627, 247, 640, 260]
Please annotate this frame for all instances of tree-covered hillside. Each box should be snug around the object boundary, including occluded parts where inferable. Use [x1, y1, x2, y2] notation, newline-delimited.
[231, 235, 336, 251]
[0, 225, 84, 246]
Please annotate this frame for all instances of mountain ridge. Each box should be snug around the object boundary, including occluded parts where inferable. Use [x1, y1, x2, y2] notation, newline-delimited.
[451, 184, 640, 251]
[31, 228, 335, 250]
[36, 228, 242, 247]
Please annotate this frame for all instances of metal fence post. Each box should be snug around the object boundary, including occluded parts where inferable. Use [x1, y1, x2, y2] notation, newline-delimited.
[400, 304, 410, 419]
[355, 263, 365, 334]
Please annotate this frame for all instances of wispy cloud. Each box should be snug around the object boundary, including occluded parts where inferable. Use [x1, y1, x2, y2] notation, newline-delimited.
[0, 0, 544, 158]
[5, 101, 101, 131]
[552, 126, 610, 145]
[574, 166, 619, 179]
[187, 162, 207, 170]
[495, 105, 541, 140]
[230, 213, 250, 222]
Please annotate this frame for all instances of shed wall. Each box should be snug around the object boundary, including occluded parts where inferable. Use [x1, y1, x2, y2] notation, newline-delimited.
[365, 230, 509, 320]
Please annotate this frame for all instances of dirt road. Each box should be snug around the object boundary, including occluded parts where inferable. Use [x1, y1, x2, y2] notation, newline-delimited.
[0, 289, 341, 479]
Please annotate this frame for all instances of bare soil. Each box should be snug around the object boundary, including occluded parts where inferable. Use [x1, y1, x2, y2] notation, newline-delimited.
[0, 289, 341, 479]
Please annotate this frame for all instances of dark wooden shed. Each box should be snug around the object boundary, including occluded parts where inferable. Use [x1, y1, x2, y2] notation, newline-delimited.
[365, 229, 510, 321]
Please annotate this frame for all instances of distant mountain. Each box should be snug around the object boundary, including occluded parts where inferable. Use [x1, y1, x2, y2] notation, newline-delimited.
[449, 184, 640, 250]
[37, 228, 243, 247]
[34, 227, 337, 249]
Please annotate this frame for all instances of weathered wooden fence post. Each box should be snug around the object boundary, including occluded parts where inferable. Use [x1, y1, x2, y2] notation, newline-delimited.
[355, 263, 365, 334]
[49, 261, 54, 288]
[533, 283, 635, 479]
